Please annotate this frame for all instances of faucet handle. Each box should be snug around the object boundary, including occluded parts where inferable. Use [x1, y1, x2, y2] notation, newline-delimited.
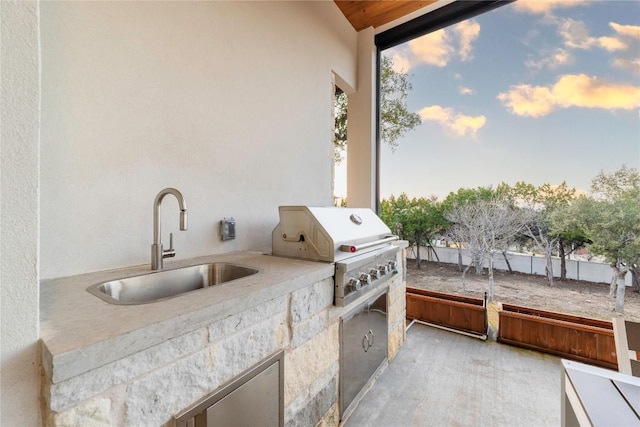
[169, 232, 174, 251]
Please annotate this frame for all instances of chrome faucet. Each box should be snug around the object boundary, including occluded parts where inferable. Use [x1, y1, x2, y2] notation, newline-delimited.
[151, 188, 188, 270]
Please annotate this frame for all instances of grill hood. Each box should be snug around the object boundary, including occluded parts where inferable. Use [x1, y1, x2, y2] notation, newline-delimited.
[271, 206, 395, 262]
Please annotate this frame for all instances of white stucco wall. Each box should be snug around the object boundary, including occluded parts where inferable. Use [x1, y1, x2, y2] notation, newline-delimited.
[0, 1, 42, 425]
[39, 1, 358, 278]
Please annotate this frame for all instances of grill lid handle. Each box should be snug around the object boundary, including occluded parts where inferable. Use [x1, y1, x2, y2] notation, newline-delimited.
[340, 235, 399, 253]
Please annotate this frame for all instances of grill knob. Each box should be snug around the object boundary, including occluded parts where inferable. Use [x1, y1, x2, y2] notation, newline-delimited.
[378, 265, 389, 275]
[369, 269, 379, 280]
[359, 273, 372, 285]
[387, 261, 398, 274]
[348, 278, 361, 292]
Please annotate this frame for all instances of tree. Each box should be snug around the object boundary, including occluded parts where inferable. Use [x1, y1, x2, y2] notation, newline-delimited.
[549, 206, 591, 281]
[445, 196, 529, 299]
[378, 56, 421, 151]
[441, 186, 497, 273]
[574, 166, 640, 313]
[408, 197, 448, 269]
[334, 56, 420, 162]
[380, 193, 411, 239]
[380, 193, 448, 269]
[333, 88, 348, 163]
[591, 164, 640, 198]
[504, 182, 576, 287]
[444, 204, 487, 290]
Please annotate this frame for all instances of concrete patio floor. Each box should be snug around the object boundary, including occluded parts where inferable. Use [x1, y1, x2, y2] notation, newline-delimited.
[344, 323, 562, 427]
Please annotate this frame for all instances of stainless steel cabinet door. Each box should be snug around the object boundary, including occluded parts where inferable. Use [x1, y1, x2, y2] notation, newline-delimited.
[366, 292, 388, 379]
[206, 362, 280, 427]
[175, 352, 284, 427]
[340, 290, 388, 418]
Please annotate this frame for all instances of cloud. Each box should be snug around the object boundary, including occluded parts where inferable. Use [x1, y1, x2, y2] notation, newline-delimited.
[450, 115, 487, 137]
[610, 22, 640, 39]
[523, 17, 632, 74]
[408, 29, 452, 67]
[454, 20, 481, 61]
[542, 18, 638, 77]
[525, 48, 573, 70]
[608, 22, 640, 76]
[512, 0, 589, 15]
[497, 74, 640, 117]
[390, 53, 412, 73]
[553, 74, 640, 110]
[393, 19, 481, 70]
[558, 18, 593, 49]
[559, 18, 629, 52]
[597, 36, 627, 52]
[497, 85, 556, 117]
[419, 106, 451, 122]
[613, 58, 640, 75]
[459, 86, 475, 95]
[418, 105, 486, 137]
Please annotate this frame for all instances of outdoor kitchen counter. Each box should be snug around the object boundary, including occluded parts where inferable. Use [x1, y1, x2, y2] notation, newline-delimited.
[40, 251, 334, 384]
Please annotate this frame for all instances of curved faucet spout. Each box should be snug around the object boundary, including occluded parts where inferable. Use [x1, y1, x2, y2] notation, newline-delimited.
[152, 188, 188, 270]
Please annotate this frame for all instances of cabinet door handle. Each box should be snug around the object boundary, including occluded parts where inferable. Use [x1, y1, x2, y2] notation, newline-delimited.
[368, 330, 374, 347]
[362, 334, 370, 352]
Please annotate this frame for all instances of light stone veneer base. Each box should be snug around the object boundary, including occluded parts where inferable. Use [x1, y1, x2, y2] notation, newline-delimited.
[388, 319, 406, 361]
[44, 249, 408, 426]
[48, 397, 111, 427]
[317, 402, 340, 427]
[387, 278, 406, 360]
[284, 323, 339, 405]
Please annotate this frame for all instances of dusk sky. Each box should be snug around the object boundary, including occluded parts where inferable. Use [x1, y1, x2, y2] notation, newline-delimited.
[338, 0, 640, 202]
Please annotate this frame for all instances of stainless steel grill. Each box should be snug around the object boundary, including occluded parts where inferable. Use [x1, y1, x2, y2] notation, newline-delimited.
[272, 206, 399, 306]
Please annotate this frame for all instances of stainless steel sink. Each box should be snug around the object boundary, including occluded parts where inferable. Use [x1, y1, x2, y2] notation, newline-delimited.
[87, 262, 259, 305]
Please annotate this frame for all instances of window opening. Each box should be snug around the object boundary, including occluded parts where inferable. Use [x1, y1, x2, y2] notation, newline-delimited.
[333, 85, 348, 206]
[374, 0, 640, 299]
[375, 0, 639, 203]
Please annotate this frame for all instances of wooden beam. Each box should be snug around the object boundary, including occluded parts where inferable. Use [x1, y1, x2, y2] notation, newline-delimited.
[335, 1, 437, 31]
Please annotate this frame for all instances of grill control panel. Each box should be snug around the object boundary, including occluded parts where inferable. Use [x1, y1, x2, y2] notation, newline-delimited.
[334, 245, 399, 307]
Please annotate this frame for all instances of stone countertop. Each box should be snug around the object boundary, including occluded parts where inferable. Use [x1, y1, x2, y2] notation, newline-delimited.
[40, 251, 334, 384]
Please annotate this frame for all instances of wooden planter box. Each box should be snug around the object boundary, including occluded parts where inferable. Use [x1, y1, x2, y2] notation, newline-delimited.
[498, 304, 617, 370]
[406, 287, 487, 337]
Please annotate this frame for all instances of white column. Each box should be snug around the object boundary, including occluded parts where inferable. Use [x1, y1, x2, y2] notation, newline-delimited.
[0, 1, 42, 425]
[346, 27, 376, 210]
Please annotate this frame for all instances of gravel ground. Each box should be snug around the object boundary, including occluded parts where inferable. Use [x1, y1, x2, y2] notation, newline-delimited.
[406, 259, 640, 322]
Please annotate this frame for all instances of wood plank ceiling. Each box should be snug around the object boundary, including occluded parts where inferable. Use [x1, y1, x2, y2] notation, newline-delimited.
[335, 1, 439, 31]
